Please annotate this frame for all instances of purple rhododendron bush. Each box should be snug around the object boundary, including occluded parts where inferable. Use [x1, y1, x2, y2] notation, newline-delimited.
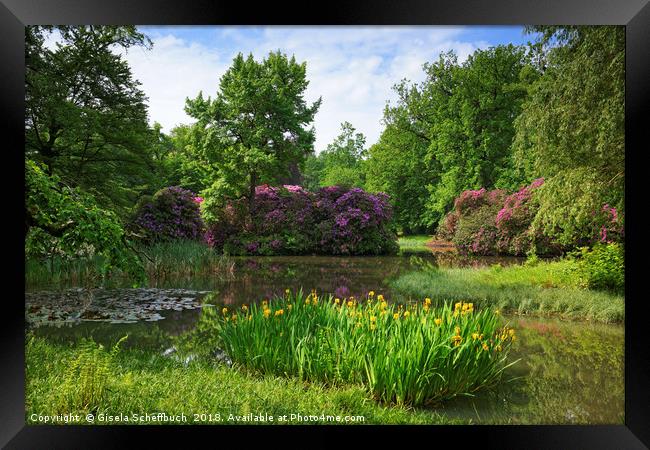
[132, 186, 205, 243]
[441, 179, 624, 256]
[205, 185, 399, 255]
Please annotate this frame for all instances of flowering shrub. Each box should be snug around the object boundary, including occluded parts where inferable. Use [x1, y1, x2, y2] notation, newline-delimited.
[447, 188, 505, 255]
[132, 186, 204, 243]
[441, 178, 623, 256]
[442, 179, 562, 256]
[205, 185, 398, 255]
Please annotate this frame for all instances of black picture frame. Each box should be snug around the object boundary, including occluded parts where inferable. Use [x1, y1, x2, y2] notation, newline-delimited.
[2, 0, 648, 447]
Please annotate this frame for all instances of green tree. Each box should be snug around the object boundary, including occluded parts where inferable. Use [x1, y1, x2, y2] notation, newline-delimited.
[370, 46, 531, 231]
[309, 121, 367, 189]
[365, 121, 432, 233]
[514, 26, 625, 245]
[25, 26, 156, 218]
[185, 51, 321, 220]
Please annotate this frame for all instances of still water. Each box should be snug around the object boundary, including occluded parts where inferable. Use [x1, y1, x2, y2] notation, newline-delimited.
[25, 255, 623, 424]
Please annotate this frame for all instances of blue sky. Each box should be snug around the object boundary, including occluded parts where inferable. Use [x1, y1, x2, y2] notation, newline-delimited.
[121, 26, 536, 151]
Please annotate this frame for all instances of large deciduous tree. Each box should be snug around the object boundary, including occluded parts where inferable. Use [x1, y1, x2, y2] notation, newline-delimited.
[513, 26, 625, 246]
[185, 51, 321, 221]
[25, 26, 155, 217]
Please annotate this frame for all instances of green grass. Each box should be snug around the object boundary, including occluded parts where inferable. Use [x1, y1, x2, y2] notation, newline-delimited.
[397, 235, 433, 254]
[390, 259, 624, 323]
[26, 336, 469, 425]
[25, 240, 234, 287]
[181, 290, 517, 407]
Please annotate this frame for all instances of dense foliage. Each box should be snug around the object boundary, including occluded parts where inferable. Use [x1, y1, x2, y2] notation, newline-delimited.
[303, 122, 367, 190]
[441, 177, 624, 256]
[205, 185, 398, 256]
[131, 186, 204, 243]
[186, 291, 516, 406]
[25, 159, 144, 281]
[513, 26, 624, 247]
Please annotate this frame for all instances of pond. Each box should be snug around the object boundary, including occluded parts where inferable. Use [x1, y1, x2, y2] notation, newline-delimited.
[25, 254, 623, 425]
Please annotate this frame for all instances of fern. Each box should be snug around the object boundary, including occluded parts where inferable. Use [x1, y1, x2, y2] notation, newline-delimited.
[55, 336, 128, 413]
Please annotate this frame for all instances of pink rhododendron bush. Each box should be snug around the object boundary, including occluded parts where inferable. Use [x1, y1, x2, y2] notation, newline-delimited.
[441, 178, 624, 256]
[204, 185, 399, 256]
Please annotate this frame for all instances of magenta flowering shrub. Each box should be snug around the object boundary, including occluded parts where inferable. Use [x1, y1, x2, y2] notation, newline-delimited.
[205, 185, 398, 255]
[442, 179, 564, 256]
[314, 187, 398, 255]
[132, 186, 204, 243]
[450, 190, 505, 255]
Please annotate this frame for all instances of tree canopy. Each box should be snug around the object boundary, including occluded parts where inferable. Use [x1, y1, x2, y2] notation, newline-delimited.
[185, 51, 321, 220]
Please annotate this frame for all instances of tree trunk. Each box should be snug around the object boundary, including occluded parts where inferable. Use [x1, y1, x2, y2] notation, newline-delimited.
[248, 171, 258, 218]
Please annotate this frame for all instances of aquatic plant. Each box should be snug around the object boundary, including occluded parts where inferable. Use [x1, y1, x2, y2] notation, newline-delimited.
[207, 290, 517, 406]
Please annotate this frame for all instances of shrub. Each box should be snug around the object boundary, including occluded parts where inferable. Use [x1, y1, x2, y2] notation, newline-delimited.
[440, 179, 566, 256]
[205, 185, 398, 255]
[132, 186, 204, 243]
[574, 243, 625, 293]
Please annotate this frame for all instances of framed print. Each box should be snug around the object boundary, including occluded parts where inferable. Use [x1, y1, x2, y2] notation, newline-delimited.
[2, 0, 649, 447]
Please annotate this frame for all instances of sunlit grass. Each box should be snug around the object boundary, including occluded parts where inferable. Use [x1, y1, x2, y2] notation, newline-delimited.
[25, 336, 468, 425]
[390, 260, 624, 323]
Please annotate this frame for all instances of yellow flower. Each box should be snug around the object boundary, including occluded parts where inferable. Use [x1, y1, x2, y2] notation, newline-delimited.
[482, 342, 489, 351]
[334, 298, 340, 304]
[377, 294, 384, 302]
[347, 300, 354, 308]
[263, 309, 271, 318]
[434, 318, 442, 326]
[455, 302, 462, 311]
[495, 309, 500, 315]
[222, 307, 228, 315]
[393, 313, 400, 320]
[472, 333, 480, 341]
[241, 305, 248, 312]
[404, 311, 411, 318]
[508, 328, 515, 337]
[370, 316, 377, 323]
[379, 301, 388, 310]
[496, 345, 502, 352]
[262, 300, 268, 307]
[285, 289, 290, 295]
[368, 291, 375, 297]
[424, 297, 432, 305]
[275, 309, 284, 316]
[451, 335, 462, 346]
[423, 304, 430, 312]
[305, 298, 311, 305]
[455, 326, 461, 335]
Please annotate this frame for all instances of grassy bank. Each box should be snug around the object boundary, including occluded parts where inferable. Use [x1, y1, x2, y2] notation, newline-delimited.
[25, 240, 235, 287]
[25, 337, 467, 425]
[390, 259, 624, 323]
